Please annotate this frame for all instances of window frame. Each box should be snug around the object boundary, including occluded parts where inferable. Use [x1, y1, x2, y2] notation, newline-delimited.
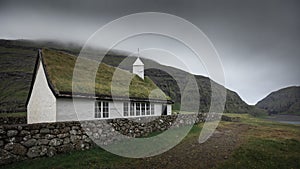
[130, 102, 135, 116]
[151, 104, 154, 115]
[95, 102, 101, 118]
[146, 103, 150, 115]
[102, 101, 109, 118]
[123, 102, 129, 117]
[95, 101, 109, 119]
[95, 101, 157, 118]
[141, 103, 145, 115]
[136, 103, 141, 116]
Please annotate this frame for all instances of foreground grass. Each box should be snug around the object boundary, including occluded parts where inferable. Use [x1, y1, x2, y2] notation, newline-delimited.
[0, 112, 26, 117]
[216, 138, 300, 169]
[215, 113, 300, 169]
[1, 147, 127, 169]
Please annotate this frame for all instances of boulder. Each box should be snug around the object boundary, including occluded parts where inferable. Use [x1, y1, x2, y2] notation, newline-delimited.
[69, 130, 77, 135]
[19, 130, 30, 136]
[0, 140, 4, 147]
[57, 133, 69, 139]
[40, 128, 50, 134]
[4, 143, 27, 155]
[7, 130, 18, 137]
[45, 134, 55, 139]
[51, 129, 60, 135]
[47, 147, 57, 157]
[0, 149, 19, 165]
[58, 144, 74, 153]
[22, 139, 37, 147]
[49, 138, 63, 146]
[0, 128, 6, 135]
[27, 146, 45, 158]
[37, 139, 49, 145]
[63, 137, 70, 144]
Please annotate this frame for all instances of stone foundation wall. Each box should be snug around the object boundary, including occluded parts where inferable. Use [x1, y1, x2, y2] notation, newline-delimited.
[0, 116, 27, 125]
[0, 113, 222, 166]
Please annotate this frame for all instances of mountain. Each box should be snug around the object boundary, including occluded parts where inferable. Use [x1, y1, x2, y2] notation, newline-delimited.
[0, 39, 261, 115]
[256, 86, 300, 115]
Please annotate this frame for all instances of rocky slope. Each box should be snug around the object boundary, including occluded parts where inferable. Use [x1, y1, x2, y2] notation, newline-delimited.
[0, 39, 259, 115]
[256, 86, 300, 115]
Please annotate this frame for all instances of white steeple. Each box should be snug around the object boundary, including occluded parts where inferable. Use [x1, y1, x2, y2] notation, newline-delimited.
[133, 57, 144, 66]
[133, 48, 144, 79]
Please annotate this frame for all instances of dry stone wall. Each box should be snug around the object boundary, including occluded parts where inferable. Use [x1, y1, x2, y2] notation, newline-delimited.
[0, 113, 223, 166]
[0, 116, 27, 125]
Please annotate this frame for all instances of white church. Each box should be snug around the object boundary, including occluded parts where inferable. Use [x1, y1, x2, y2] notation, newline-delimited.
[26, 49, 172, 124]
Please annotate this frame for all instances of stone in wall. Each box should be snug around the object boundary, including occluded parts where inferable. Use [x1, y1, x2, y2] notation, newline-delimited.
[0, 116, 27, 125]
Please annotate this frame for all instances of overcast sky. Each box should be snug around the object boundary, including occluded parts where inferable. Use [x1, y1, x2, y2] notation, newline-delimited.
[0, 0, 299, 105]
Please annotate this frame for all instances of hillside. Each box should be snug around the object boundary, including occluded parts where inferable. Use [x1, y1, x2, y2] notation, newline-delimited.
[256, 86, 300, 115]
[0, 39, 259, 115]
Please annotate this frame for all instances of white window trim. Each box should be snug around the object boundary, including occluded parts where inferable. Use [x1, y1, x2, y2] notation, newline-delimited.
[95, 101, 109, 119]
[123, 102, 129, 117]
[123, 102, 156, 118]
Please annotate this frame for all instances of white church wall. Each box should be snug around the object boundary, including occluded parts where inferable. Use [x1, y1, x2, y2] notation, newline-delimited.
[27, 60, 56, 124]
[56, 98, 95, 121]
[56, 99, 127, 121]
[154, 103, 162, 116]
[108, 101, 124, 118]
[167, 104, 172, 115]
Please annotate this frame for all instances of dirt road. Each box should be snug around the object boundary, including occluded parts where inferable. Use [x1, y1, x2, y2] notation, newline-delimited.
[116, 123, 250, 169]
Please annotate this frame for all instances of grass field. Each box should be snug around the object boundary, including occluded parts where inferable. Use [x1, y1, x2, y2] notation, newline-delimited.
[0, 112, 26, 117]
[216, 114, 300, 169]
[1, 114, 299, 169]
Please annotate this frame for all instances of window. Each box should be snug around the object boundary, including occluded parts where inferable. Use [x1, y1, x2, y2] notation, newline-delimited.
[96, 101, 156, 118]
[130, 102, 135, 116]
[103, 102, 109, 118]
[151, 104, 154, 115]
[95, 102, 101, 118]
[146, 103, 150, 115]
[141, 103, 145, 115]
[136, 103, 140, 116]
[123, 102, 129, 116]
[95, 101, 109, 118]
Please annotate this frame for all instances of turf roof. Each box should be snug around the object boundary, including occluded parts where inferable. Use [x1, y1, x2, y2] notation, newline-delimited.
[41, 49, 170, 101]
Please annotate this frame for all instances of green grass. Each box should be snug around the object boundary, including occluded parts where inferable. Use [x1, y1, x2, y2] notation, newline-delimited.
[215, 113, 300, 169]
[0, 112, 26, 117]
[0, 46, 36, 112]
[0, 147, 127, 169]
[216, 138, 300, 169]
[42, 49, 170, 100]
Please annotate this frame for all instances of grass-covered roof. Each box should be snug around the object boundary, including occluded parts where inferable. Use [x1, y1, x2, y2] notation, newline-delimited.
[41, 49, 170, 101]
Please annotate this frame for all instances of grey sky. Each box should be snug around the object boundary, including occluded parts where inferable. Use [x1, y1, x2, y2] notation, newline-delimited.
[0, 0, 299, 105]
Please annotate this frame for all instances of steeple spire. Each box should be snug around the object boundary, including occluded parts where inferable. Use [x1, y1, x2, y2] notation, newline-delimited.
[133, 48, 144, 79]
